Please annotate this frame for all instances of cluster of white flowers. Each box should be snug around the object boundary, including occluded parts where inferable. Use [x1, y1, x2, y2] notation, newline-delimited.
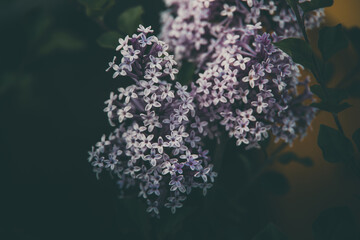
[89, 26, 216, 216]
[160, 0, 324, 65]
[191, 25, 316, 148]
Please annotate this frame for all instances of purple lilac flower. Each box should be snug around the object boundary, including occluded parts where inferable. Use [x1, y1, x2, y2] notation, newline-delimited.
[89, 26, 216, 216]
[191, 25, 316, 148]
[160, 0, 324, 65]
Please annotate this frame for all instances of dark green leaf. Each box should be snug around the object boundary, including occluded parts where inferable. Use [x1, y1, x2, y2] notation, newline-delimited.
[285, 0, 308, 41]
[310, 102, 351, 114]
[78, 0, 108, 9]
[258, 171, 290, 195]
[39, 31, 86, 55]
[300, 0, 334, 12]
[252, 223, 288, 240]
[278, 152, 297, 165]
[313, 206, 360, 240]
[310, 85, 325, 99]
[318, 24, 349, 61]
[28, 13, 53, 46]
[310, 84, 351, 113]
[323, 62, 335, 84]
[295, 157, 314, 167]
[278, 152, 314, 167]
[352, 129, 360, 152]
[346, 27, 360, 57]
[274, 38, 316, 74]
[117, 5, 144, 35]
[310, 85, 349, 104]
[78, 0, 115, 17]
[177, 60, 196, 85]
[347, 81, 360, 98]
[317, 125, 354, 163]
[96, 31, 122, 49]
[0, 73, 33, 105]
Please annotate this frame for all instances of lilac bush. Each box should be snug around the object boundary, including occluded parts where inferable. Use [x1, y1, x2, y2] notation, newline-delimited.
[160, 0, 324, 65]
[191, 24, 316, 148]
[88, 26, 217, 216]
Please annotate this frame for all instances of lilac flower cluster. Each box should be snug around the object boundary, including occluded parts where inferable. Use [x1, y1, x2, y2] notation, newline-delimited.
[160, 0, 324, 64]
[191, 25, 316, 148]
[88, 26, 217, 216]
[90, 0, 320, 214]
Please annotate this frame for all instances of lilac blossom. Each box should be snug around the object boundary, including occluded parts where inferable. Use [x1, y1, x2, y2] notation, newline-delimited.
[89, 26, 216, 216]
[160, 0, 324, 65]
[191, 25, 316, 148]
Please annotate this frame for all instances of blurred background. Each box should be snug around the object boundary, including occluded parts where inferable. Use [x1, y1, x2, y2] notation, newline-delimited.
[1, 0, 360, 239]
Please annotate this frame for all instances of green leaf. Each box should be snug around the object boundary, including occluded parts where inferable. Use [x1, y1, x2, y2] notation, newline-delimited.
[347, 81, 360, 98]
[278, 152, 297, 165]
[310, 85, 325, 99]
[117, 6, 144, 35]
[310, 85, 351, 113]
[177, 60, 196, 85]
[78, 0, 115, 17]
[0, 73, 33, 104]
[352, 129, 360, 152]
[310, 102, 351, 114]
[39, 31, 86, 55]
[278, 152, 313, 167]
[300, 0, 334, 12]
[97, 31, 122, 49]
[310, 85, 349, 104]
[318, 24, 349, 61]
[317, 125, 354, 163]
[258, 171, 290, 195]
[285, 0, 308, 41]
[78, 0, 108, 9]
[252, 223, 288, 240]
[346, 27, 360, 58]
[323, 62, 335, 84]
[274, 38, 316, 74]
[295, 157, 314, 167]
[28, 13, 53, 46]
[313, 206, 360, 240]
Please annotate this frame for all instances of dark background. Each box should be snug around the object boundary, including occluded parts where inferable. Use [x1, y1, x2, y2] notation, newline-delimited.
[1, 0, 360, 239]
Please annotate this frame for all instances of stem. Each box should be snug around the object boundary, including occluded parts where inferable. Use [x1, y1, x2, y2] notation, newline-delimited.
[332, 113, 345, 136]
[293, 3, 347, 138]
